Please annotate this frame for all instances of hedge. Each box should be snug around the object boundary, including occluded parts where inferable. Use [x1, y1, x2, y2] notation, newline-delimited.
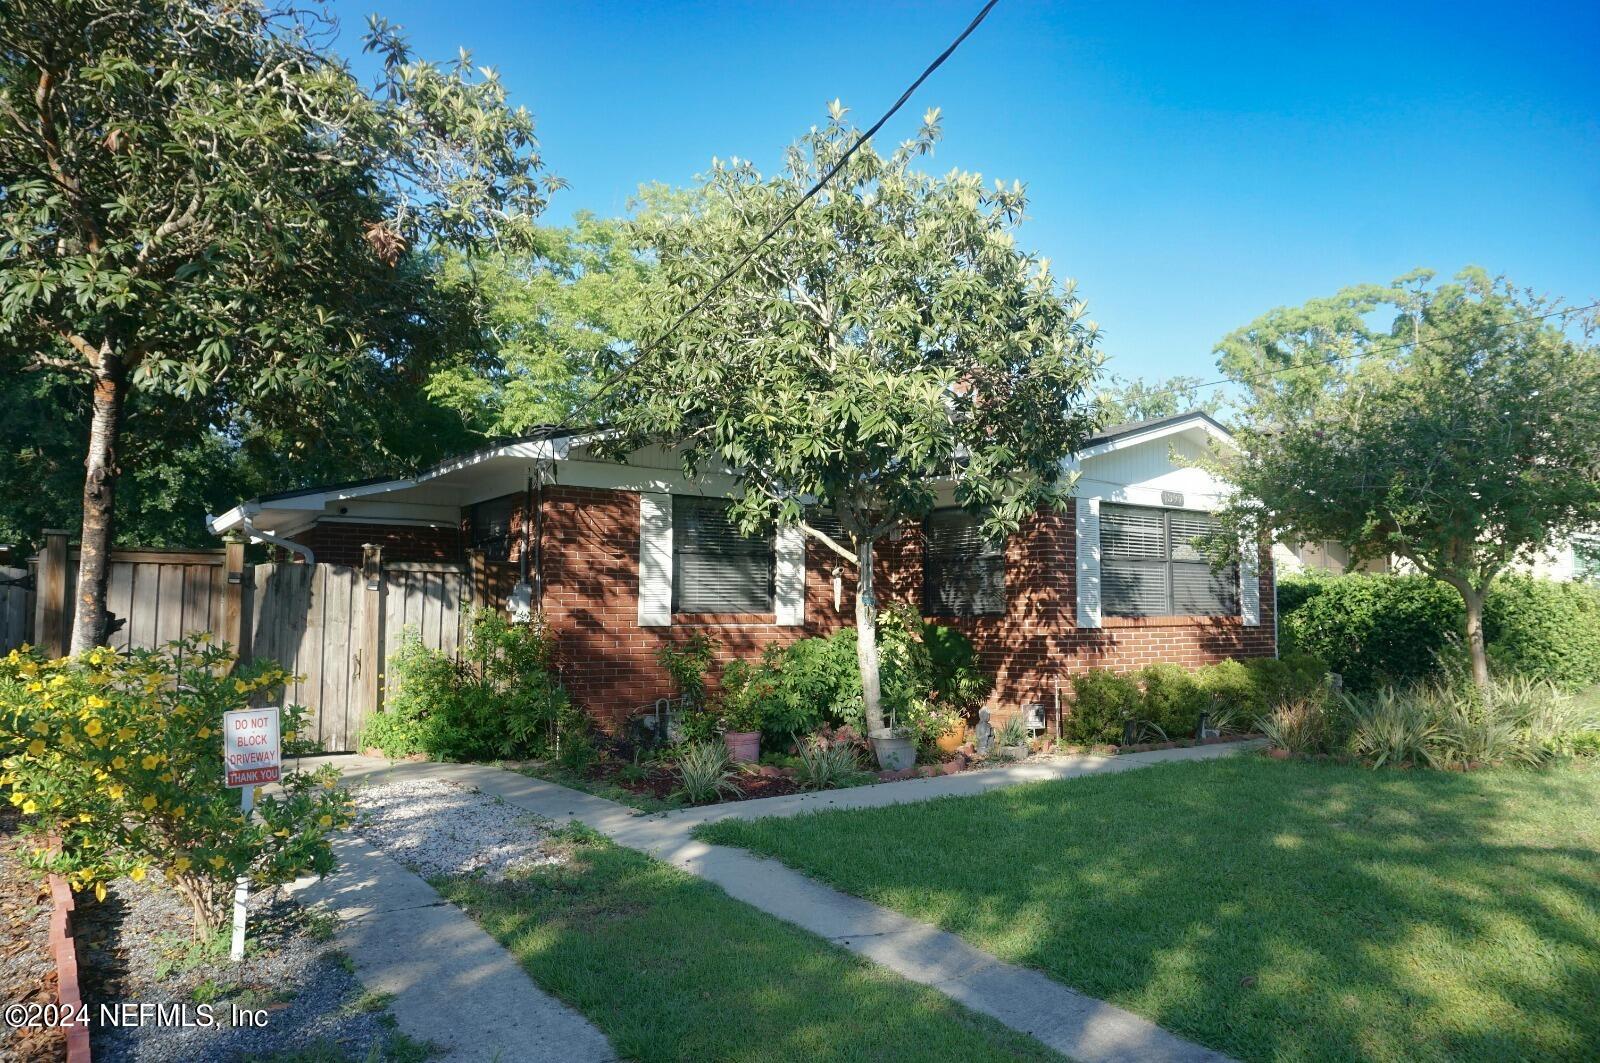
[1279, 573, 1600, 691]
[1062, 655, 1328, 744]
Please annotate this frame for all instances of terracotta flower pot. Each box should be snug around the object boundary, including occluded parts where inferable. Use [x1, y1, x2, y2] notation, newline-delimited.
[723, 731, 760, 763]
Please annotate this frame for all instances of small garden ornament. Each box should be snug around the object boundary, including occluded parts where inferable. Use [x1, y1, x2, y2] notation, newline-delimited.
[974, 707, 994, 755]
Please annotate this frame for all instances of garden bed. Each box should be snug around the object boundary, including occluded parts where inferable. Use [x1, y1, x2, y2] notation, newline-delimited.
[0, 808, 67, 1063]
[71, 869, 414, 1062]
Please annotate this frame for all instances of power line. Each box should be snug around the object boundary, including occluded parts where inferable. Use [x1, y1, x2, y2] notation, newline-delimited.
[1184, 300, 1600, 398]
[572, 0, 1003, 424]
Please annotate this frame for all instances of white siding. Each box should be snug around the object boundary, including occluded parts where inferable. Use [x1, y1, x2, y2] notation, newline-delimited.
[638, 492, 673, 627]
[1075, 497, 1102, 628]
[774, 524, 806, 626]
[1240, 539, 1261, 626]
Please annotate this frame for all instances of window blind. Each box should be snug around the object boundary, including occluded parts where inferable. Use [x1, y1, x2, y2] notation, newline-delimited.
[672, 497, 774, 614]
[923, 508, 1006, 616]
[1101, 504, 1238, 617]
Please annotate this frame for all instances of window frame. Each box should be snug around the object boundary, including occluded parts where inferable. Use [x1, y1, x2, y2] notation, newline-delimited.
[1100, 503, 1239, 619]
[671, 496, 775, 615]
[469, 493, 518, 563]
[922, 507, 1007, 618]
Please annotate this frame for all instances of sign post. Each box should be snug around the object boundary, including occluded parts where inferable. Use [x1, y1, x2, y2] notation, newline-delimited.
[222, 706, 282, 962]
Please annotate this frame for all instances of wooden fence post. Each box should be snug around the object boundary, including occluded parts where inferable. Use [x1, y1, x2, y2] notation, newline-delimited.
[359, 544, 384, 720]
[467, 548, 487, 611]
[35, 529, 70, 658]
[222, 534, 248, 664]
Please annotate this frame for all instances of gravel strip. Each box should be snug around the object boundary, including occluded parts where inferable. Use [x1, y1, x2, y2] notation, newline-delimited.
[349, 778, 560, 880]
[77, 872, 392, 1063]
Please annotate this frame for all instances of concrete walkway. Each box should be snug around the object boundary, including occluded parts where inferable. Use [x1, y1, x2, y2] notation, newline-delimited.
[300, 741, 1256, 1063]
[289, 832, 615, 1062]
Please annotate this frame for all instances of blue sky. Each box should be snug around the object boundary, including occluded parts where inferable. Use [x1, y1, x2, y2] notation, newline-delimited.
[346, 1, 1600, 386]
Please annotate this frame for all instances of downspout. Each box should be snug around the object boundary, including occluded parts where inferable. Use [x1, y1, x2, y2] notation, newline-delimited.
[239, 515, 315, 566]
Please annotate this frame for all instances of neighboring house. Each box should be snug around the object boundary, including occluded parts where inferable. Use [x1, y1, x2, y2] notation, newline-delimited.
[208, 412, 1274, 728]
[1277, 535, 1600, 584]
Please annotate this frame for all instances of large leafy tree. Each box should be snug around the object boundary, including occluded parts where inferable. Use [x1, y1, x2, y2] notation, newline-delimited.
[0, 0, 557, 650]
[1094, 372, 1210, 425]
[1216, 268, 1600, 689]
[604, 104, 1102, 736]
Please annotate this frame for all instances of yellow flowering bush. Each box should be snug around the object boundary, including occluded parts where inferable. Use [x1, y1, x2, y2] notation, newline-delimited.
[0, 635, 353, 936]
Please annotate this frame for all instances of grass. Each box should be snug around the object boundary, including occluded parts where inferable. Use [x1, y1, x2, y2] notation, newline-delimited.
[432, 826, 1059, 1062]
[698, 754, 1600, 1062]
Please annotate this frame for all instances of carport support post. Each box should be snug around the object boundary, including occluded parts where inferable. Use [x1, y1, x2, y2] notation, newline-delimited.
[360, 544, 384, 721]
[36, 529, 70, 658]
[222, 534, 248, 664]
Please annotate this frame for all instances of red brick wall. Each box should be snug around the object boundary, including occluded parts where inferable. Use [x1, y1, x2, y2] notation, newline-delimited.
[290, 521, 464, 567]
[313, 490, 1275, 729]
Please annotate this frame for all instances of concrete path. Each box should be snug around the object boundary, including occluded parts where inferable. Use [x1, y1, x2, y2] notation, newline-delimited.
[299, 741, 1255, 1063]
[289, 832, 615, 1063]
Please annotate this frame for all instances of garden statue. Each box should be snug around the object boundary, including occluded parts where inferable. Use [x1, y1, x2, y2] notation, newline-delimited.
[974, 706, 994, 755]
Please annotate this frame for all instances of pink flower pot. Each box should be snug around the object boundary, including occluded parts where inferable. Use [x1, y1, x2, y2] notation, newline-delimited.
[723, 731, 760, 763]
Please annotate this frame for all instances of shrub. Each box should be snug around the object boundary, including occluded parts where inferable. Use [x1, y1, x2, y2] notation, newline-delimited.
[1243, 654, 1330, 708]
[792, 738, 862, 791]
[1280, 572, 1600, 691]
[718, 657, 777, 734]
[0, 638, 351, 936]
[1139, 664, 1208, 739]
[1065, 671, 1141, 743]
[1193, 660, 1264, 729]
[1279, 574, 1464, 691]
[657, 633, 717, 708]
[673, 741, 740, 803]
[1343, 688, 1446, 769]
[365, 611, 571, 762]
[1484, 576, 1600, 689]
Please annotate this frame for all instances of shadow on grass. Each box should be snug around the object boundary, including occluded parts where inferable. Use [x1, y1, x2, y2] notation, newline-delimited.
[434, 833, 1059, 1063]
[700, 756, 1600, 1063]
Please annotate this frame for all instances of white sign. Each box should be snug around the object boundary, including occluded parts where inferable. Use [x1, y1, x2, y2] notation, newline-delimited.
[223, 706, 281, 788]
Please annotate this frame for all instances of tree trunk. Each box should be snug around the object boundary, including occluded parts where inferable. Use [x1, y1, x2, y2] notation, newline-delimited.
[70, 351, 126, 653]
[853, 534, 887, 735]
[1460, 584, 1491, 693]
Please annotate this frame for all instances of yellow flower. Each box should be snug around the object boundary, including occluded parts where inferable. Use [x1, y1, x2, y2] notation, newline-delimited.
[116, 727, 135, 742]
[108, 785, 125, 800]
[30, 721, 48, 736]
[208, 855, 226, 870]
[86, 695, 109, 710]
[84, 718, 103, 736]
[112, 756, 126, 769]
[129, 866, 146, 883]
[140, 755, 159, 770]
[21, 799, 37, 814]
[26, 739, 45, 757]
[234, 679, 250, 693]
[94, 882, 106, 902]
[197, 726, 212, 739]
[173, 856, 191, 873]
[317, 814, 333, 829]
[284, 730, 297, 741]
[140, 795, 157, 811]
[173, 805, 186, 819]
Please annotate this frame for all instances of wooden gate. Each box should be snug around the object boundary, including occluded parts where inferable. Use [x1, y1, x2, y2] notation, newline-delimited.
[0, 565, 33, 653]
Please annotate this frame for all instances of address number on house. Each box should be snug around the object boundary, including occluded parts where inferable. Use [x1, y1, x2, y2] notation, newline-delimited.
[222, 706, 282, 788]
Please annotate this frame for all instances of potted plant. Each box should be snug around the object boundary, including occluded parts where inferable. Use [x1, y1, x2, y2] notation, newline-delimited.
[996, 715, 1030, 761]
[718, 659, 767, 763]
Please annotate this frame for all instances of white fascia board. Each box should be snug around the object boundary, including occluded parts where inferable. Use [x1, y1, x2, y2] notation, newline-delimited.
[1064, 416, 1236, 470]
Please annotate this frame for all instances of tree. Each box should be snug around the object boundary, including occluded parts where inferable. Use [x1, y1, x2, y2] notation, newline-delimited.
[1095, 372, 1210, 424]
[1215, 268, 1600, 689]
[0, 1, 557, 650]
[603, 104, 1102, 736]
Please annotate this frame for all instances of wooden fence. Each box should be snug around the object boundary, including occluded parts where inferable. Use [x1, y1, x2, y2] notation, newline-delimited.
[0, 564, 32, 653]
[28, 532, 499, 752]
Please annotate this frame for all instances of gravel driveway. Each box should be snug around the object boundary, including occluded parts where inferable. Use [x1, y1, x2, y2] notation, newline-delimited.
[349, 778, 561, 880]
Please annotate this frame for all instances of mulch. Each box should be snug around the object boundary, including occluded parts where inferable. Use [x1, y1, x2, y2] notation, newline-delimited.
[588, 759, 806, 803]
[0, 807, 68, 1063]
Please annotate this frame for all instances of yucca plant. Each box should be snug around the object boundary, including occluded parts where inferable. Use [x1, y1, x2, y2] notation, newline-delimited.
[673, 741, 742, 804]
[1345, 689, 1445, 769]
[1257, 698, 1328, 756]
[793, 738, 862, 791]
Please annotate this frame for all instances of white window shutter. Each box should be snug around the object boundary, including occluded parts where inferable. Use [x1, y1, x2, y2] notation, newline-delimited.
[638, 492, 673, 627]
[1239, 536, 1261, 627]
[1075, 497, 1102, 628]
[774, 524, 806, 626]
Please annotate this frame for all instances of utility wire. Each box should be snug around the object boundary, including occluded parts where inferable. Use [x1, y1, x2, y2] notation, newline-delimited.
[571, 0, 1003, 425]
[1184, 300, 1599, 398]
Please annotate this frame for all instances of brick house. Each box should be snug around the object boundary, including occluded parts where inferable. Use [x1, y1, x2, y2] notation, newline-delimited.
[208, 412, 1275, 729]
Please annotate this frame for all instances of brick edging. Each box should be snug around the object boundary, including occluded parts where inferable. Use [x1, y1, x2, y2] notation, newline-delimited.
[47, 869, 92, 1062]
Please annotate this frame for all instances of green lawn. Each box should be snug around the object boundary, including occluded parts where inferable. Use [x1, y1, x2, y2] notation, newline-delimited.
[698, 755, 1600, 1063]
[433, 827, 1059, 1062]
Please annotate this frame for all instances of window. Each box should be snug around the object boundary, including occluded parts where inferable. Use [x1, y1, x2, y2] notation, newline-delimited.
[470, 494, 517, 562]
[924, 508, 1006, 616]
[1101, 504, 1237, 617]
[1575, 537, 1600, 586]
[673, 497, 774, 613]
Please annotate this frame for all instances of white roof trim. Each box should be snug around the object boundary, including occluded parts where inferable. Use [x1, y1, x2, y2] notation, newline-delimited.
[1070, 414, 1235, 465]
